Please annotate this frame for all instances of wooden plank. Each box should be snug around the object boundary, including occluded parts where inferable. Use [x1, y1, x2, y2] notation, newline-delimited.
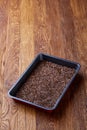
[33, 0, 55, 130]
[70, 1, 87, 129]
[1, 0, 20, 130]
[45, 0, 65, 57]
[52, 0, 87, 130]
[0, 1, 8, 129]
[33, 0, 50, 55]
[18, 0, 36, 130]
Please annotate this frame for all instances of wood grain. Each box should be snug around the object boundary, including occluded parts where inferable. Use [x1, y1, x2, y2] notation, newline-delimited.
[0, 0, 87, 130]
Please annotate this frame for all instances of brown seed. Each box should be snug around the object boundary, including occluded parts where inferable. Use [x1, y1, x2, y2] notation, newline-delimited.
[16, 61, 75, 108]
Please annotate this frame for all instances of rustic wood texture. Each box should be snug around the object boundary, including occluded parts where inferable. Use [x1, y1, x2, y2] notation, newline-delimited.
[0, 0, 87, 130]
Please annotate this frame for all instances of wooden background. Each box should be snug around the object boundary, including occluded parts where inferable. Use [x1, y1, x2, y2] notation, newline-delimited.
[0, 0, 87, 130]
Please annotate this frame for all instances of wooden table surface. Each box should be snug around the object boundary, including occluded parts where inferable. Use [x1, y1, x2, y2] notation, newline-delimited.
[0, 0, 87, 130]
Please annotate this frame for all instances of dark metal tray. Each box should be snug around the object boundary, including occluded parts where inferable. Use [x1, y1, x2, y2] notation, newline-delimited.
[8, 53, 80, 111]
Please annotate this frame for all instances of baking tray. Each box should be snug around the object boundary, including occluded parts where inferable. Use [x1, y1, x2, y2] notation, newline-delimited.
[8, 53, 80, 111]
